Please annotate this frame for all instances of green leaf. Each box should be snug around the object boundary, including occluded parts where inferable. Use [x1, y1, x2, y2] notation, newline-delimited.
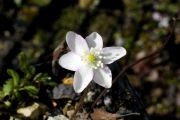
[14, 90, 21, 98]
[29, 66, 36, 76]
[18, 52, 28, 72]
[45, 81, 57, 86]
[7, 69, 20, 87]
[34, 73, 50, 82]
[0, 91, 5, 99]
[33, 72, 56, 86]
[3, 79, 13, 96]
[21, 86, 38, 95]
[4, 100, 11, 107]
[33, 73, 56, 86]
[18, 52, 36, 78]
[33, 73, 43, 81]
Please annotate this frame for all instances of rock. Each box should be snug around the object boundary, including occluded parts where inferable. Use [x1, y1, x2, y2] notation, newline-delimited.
[47, 115, 69, 120]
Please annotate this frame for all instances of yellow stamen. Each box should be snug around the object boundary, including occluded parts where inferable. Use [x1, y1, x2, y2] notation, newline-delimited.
[87, 54, 96, 63]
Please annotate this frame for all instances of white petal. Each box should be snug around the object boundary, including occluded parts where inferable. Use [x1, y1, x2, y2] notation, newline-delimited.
[59, 52, 82, 71]
[102, 47, 126, 64]
[73, 65, 93, 93]
[93, 66, 112, 88]
[85, 32, 103, 49]
[66, 31, 89, 55]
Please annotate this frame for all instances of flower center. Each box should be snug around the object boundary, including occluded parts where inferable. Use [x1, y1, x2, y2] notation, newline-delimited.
[87, 54, 96, 63]
[81, 48, 104, 69]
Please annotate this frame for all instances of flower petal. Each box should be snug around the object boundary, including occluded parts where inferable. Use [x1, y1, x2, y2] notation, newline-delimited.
[59, 52, 82, 71]
[66, 31, 89, 55]
[85, 32, 103, 49]
[102, 47, 126, 64]
[73, 65, 93, 93]
[93, 66, 112, 88]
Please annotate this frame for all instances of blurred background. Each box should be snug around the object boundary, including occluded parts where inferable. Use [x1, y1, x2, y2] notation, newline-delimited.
[0, 0, 180, 119]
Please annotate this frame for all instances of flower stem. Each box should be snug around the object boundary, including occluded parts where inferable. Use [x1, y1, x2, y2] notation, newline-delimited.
[91, 17, 177, 109]
[70, 82, 91, 120]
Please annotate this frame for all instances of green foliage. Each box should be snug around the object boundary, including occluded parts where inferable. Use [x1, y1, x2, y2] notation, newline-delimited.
[18, 52, 35, 74]
[0, 91, 4, 99]
[19, 86, 38, 96]
[0, 52, 56, 107]
[3, 79, 13, 96]
[4, 101, 11, 107]
[33, 73, 56, 86]
[7, 69, 20, 88]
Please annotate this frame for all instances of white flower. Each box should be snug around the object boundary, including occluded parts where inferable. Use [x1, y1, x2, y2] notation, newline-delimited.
[59, 31, 126, 93]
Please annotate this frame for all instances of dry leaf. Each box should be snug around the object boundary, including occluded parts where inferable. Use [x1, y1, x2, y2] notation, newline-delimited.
[52, 40, 67, 62]
[63, 77, 73, 85]
[53, 42, 64, 62]
[91, 109, 120, 120]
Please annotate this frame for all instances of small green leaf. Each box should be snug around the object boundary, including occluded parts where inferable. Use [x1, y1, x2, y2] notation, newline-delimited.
[29, 66, 36, 76]
[3, 79, 13, 96]
[14, 90, 21, 98]
[21, 86, 38, 95]
[4, 100, 11, 107]
[18, 52, 28, 72]
[7, 69, 19, 87]
[0, 91, 5, 99]
[33, 73, 43, 81]
[34, 73, 50, 82]
[33, 73, 56, 86]
[46, 81, 57, 86]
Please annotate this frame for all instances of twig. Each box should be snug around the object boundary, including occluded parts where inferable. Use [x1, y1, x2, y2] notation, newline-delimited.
[70, 82, 91, 120]
[118, 112, 140, 118]
[91, 17, 177, 109]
